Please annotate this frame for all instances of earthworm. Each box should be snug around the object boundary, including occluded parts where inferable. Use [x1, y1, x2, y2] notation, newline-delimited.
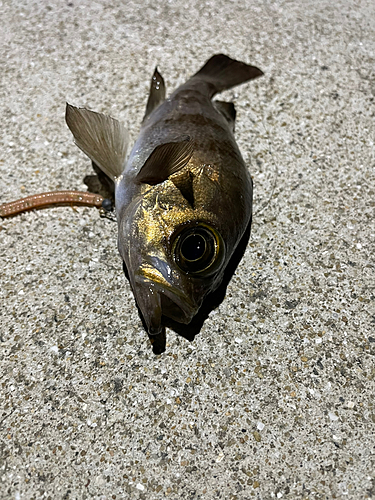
[0, 190, 106, 218]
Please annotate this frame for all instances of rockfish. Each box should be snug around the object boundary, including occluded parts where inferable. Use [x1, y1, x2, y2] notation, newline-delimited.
[66, 54, 263, 342]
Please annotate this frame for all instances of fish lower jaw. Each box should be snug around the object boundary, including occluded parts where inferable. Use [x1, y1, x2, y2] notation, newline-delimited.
[148, 325, 164, 336]
[134, 276, 199, 328]
[159, 291, 199, 325]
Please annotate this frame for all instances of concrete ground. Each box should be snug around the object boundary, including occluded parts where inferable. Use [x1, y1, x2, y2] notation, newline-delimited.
[1, 0, 374, 498]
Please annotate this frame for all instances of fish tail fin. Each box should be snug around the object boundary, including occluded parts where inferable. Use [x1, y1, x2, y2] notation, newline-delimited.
[193, 54, 263, 97]
[65, 103, 129, 181]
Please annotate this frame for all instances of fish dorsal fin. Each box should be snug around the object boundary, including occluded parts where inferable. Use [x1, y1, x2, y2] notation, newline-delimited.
[135, 139, 194, 186]
[171, 170, 195, 208]
[143, 67, 166, 122]
[65, 103, 129, 181]
[214, 101, 237, 131]
[192, 54, 263, 98]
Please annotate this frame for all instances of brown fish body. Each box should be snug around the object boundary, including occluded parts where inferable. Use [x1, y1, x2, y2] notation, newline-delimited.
[118, 86, 252, 254]
[66, 55, 263, 337]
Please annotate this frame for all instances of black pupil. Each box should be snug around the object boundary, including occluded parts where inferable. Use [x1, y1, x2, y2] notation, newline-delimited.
[181, 234, 206, 261]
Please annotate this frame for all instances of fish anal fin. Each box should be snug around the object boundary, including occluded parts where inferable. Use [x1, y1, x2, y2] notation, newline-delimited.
[135, 139, 194, 186]
[171, 170, 195, 208]
[143, 67, 166, 122]
[214, 101, 237, 131]
[65, 103, 129, 181]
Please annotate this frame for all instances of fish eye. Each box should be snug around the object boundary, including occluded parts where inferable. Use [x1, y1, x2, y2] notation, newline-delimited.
[173, 225, 225, 275]
[180, 234, 206, 262]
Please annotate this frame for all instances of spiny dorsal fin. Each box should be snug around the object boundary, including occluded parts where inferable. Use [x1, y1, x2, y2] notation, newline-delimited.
[65, 103, 129, 181]
[193, 54, 263, 98]
[143, 67, 166, 122]
[135, 139, 194, 186]
[171, 170, 195, 208]
[214, 101, 237, 131]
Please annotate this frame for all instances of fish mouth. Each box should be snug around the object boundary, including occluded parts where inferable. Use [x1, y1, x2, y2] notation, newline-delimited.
[134, 267, 200, 333]
[160, 285, 199, 324]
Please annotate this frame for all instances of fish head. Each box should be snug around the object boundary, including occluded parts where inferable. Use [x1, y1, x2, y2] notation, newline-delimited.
[117, 180, 226, 335]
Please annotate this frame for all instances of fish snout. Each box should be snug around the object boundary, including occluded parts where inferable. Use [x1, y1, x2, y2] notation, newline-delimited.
[133, 282, 163, 335]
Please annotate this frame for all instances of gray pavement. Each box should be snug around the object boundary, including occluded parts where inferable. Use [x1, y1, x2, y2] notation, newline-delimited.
[1, 0, 374, 498]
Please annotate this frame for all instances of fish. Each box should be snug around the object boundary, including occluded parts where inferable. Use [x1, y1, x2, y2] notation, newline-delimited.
[66, 54, 263, 344]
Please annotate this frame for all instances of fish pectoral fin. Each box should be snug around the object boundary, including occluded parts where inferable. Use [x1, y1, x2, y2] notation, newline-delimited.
[192, 54, 263, 97]
[143, 67, 166, 122]
[214, 101, 237, 131]
[65, 103, 129, 181]
[135, 138, 194, 186]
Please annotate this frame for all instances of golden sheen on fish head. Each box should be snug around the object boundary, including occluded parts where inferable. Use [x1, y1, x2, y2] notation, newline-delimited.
[117, 177, 227, 335]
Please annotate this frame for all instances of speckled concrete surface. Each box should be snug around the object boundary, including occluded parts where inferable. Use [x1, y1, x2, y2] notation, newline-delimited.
[1, 1, 374, 499]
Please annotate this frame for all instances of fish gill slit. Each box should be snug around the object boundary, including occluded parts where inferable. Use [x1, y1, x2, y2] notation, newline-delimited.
[171, 171, 195, 209]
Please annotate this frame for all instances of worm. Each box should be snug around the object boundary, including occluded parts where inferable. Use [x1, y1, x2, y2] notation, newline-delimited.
[0, 190, 105, 218]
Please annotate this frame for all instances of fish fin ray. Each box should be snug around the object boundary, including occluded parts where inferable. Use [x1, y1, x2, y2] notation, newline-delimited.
[135, 139, 194, 186]
[65, 103, 129, 181]
[214, 101, 237, 131]
[143, 67, 166, 122]
[193, 54, 263, 97]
